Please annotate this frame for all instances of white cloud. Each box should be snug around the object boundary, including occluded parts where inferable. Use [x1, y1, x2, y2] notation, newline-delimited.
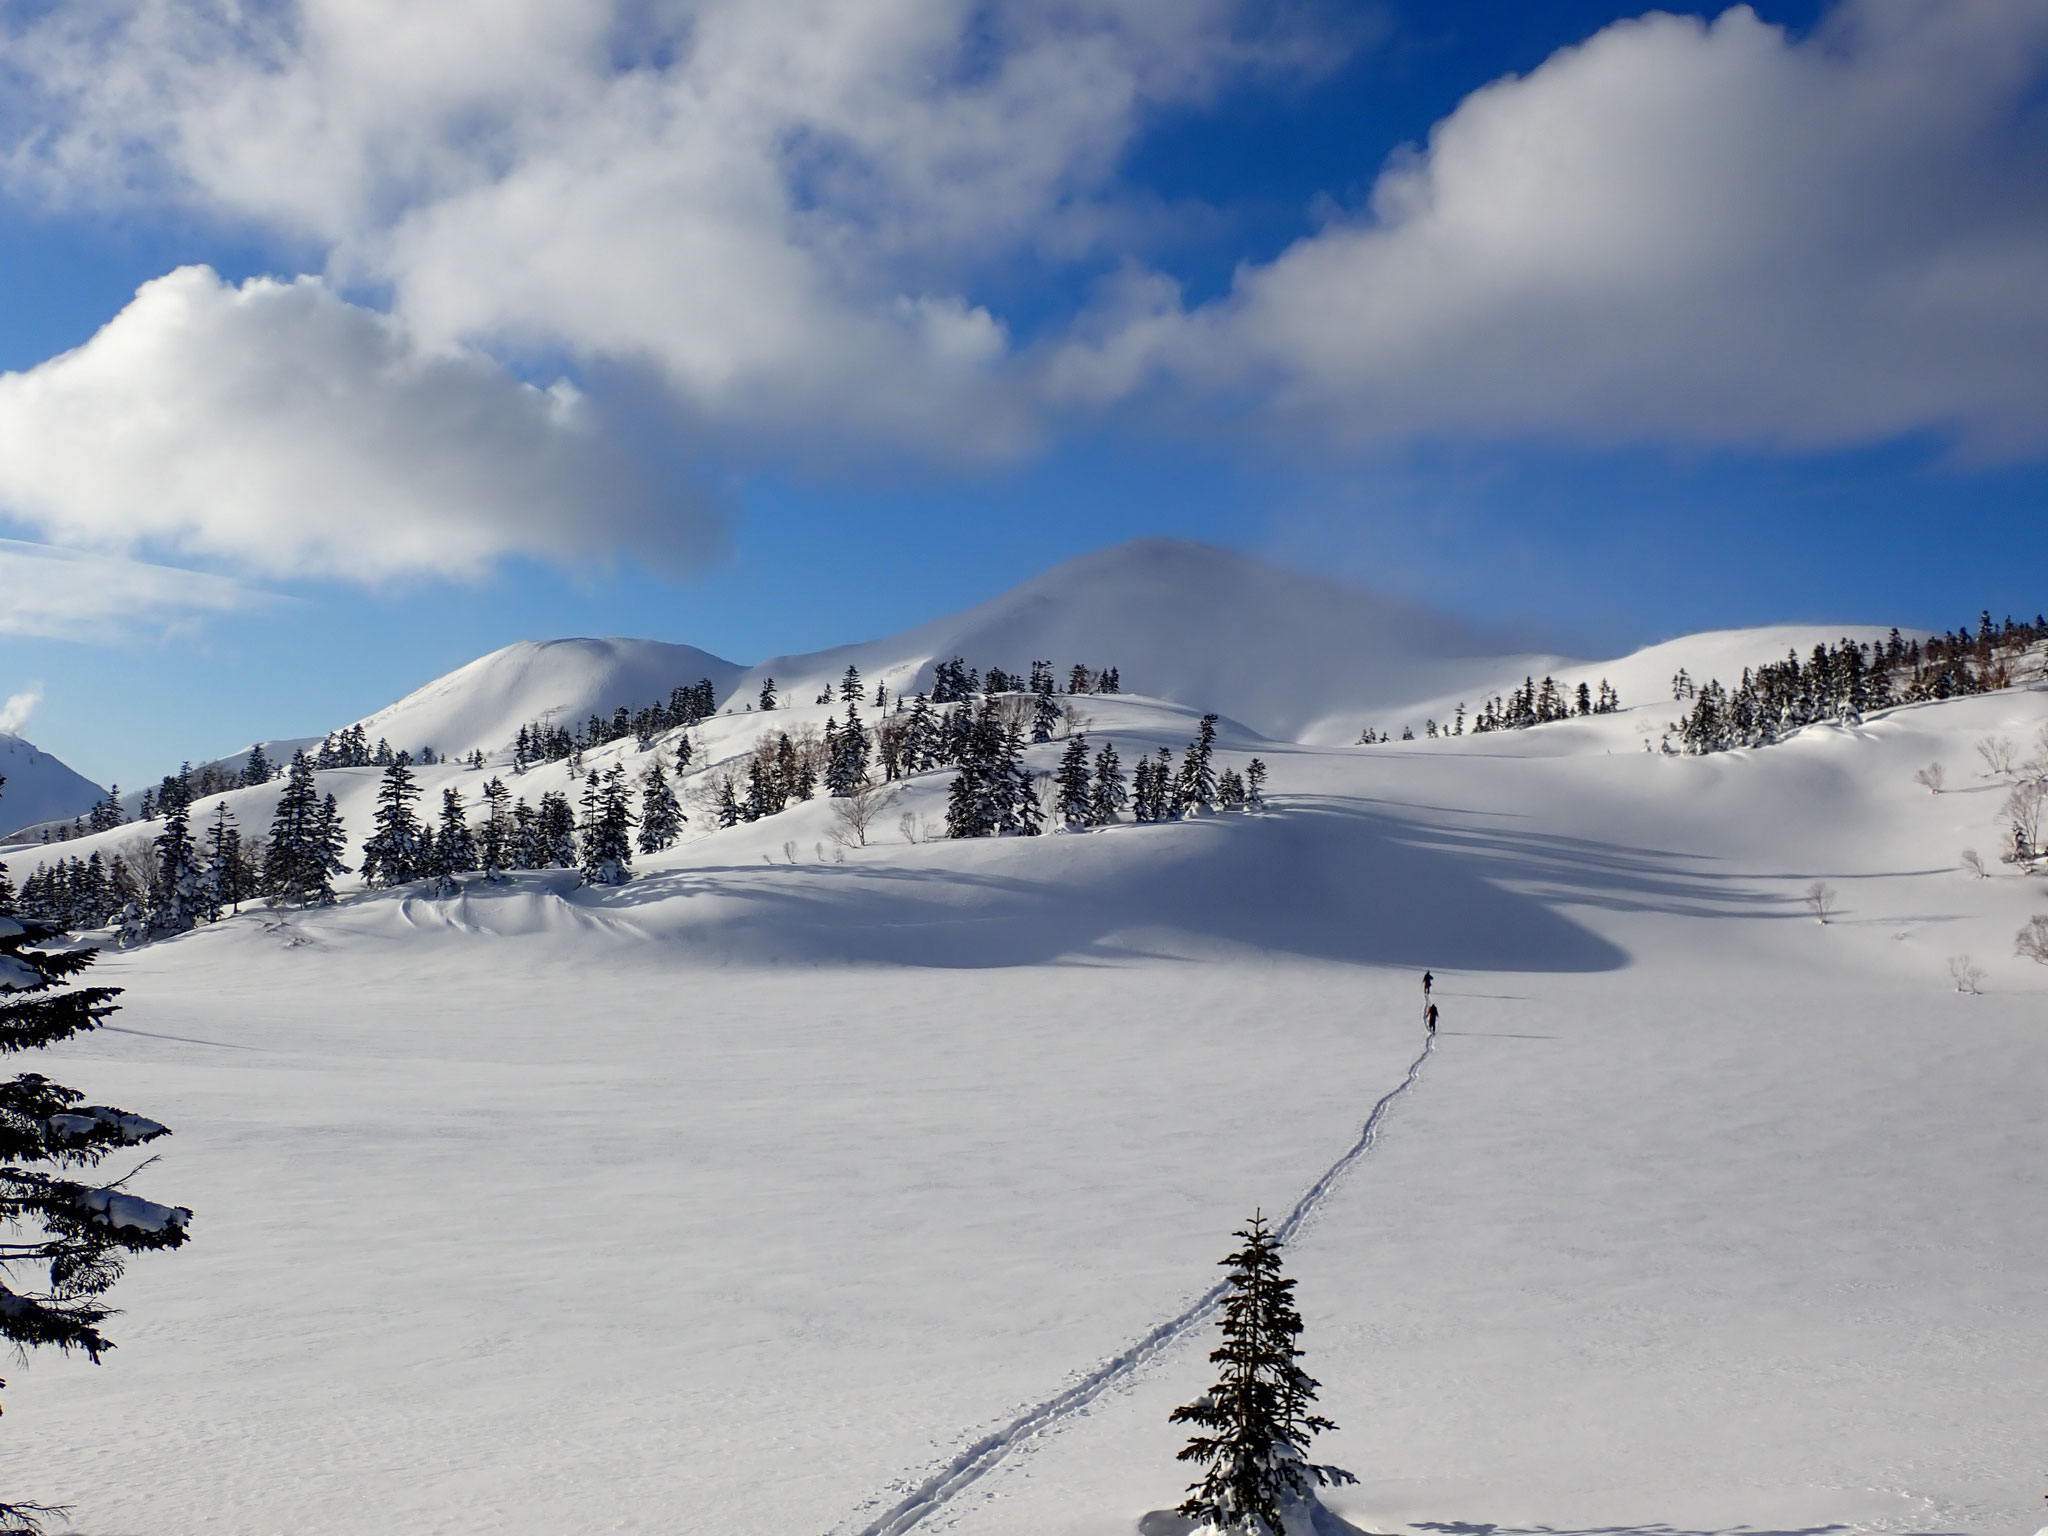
[0, 267, 717, 581]
[0, 0, 1326, 465]
[1053, 0, 2048, 457]
[0, 539, 270, 641]
[0, 683, 41, 734]
[0, 540, 272, 643]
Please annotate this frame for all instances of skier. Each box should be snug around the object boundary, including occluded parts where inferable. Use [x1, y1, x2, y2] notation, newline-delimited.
[1422, 970, 1433, 1000]
[1425, 1002, 1438, 1036]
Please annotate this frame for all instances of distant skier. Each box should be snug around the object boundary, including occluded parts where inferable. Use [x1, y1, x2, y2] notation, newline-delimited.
[1425, 1003, 1438, 1036]
[1422, 970, 1433, 1001]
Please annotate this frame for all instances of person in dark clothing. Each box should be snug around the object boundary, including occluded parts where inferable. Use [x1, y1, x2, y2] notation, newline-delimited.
[1425, 1002, 1438, 1035]
[1422, 970, 1434, 1000]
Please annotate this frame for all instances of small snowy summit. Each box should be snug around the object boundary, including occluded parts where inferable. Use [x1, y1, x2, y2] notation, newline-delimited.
[3, 540, 2045, 1536]
[0, 731, 106, 837]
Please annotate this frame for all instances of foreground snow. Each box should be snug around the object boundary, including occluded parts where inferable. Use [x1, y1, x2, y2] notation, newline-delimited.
[10, 685, 2048, 1536]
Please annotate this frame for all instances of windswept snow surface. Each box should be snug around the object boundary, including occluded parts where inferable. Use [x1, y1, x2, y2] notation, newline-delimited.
[9, 676, 2048, 1536]
[0, 730, 105, 836]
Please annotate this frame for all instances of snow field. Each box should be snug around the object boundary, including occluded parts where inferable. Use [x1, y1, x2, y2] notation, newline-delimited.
[5, 676, 2046, 1536]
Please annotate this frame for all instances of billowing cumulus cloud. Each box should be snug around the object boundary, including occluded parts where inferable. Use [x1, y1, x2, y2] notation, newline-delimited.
[0, 0, 2042, 603]
[0, 267, 713, 581]
[1055, 1, 2048, 457]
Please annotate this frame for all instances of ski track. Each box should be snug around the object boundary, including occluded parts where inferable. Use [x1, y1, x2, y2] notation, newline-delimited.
[833, 1029, 1438, 1536]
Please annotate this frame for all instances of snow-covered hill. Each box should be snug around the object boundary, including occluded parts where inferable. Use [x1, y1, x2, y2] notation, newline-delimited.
[15, 675, 2047, 1536]
[289, 541, 1911, 765]
[343, 636, 745, 760]
[0, 731, 106, 836]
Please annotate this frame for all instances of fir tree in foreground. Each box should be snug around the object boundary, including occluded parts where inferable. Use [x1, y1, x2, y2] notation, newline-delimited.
[0, 782, 191, 1536]
[1171, 1214, 1354, 1536]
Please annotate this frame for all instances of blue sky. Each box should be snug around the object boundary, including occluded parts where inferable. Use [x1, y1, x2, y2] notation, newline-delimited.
[0, 0, 2042, 790]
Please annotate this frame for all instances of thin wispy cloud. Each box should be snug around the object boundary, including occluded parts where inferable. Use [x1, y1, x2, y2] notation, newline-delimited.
[0, 538, 274, 642]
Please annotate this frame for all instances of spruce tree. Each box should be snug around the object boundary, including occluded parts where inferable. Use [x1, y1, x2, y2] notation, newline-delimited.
[759, 677, 778, 711]
[535, 793, 576, 868]
[579, 767, 636, 885]
[201, 801, 245, 918]
[361, 757, 425, 887]
[1089, 740, 1127, 825]
[146, 800, 203, 936]
[262, 752, 327, 906]
[1175, 715, 1220, 817]
[637, 762, 684, 853]
[840, 664, 863, 702]
[1171, 1215, 1354, 1535]
[1246, 759, 1269, 812]
[478, 778, 514, 876]
[1054, 735, 1093, 828]
[434, 788, 478, 879]
[2, 778, 191, 1534]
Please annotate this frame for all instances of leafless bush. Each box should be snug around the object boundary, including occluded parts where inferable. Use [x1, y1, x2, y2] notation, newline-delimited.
[918, 813, 945, 843]
[828, 780, 898, 848]
[1804, 880, 1837, 924]
[1948, 954, 1986, 994]
[781, 840, 798, 864]
[2002, 781, 2044, 868]
[1960, 848, 1988, 879]
[1913, 762, 1945, 794]
[898, 812, 920, 845]
[1976, 736, 2017, 778]
[2016, 915, 2048, 965]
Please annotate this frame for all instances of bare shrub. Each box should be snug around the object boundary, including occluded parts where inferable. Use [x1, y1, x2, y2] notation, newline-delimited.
[1960, 848, 1988, 879]
[1948, 955, 1986, 994]
[2002, 781, 2045, 868]
[828, 780, 898, 848]
[1804, 880, 1837, 924]
[918, 813, 945, 843]
[1976, 736, 2017, 778]
[2016, 915, 2048, 965]
[781, 840, 798, 864]
[1913, 762, 1945, 794]
[898, 812, 920, 845]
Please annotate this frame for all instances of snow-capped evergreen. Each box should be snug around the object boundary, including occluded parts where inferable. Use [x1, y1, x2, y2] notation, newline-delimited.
[1089, 740, 1127, 825]
[1175, 715, 1220, 818]
[577, 768, 636, 886]
[1170, 1215, 1354, 1536]
[1054, 736, 1093, 828]
[1, 775, 191, 1532]
[361, 758, 427, 888]
[637, 762, 684, 854]
[146, 800, 204, 936]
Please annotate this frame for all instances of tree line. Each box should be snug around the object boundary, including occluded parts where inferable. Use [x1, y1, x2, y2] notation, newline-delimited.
[1358, 676, 1620, 744]
[1668, 613, 2048, 756]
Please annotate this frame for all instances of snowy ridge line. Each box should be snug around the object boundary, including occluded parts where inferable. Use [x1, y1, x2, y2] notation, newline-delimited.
[834, 1030, 1437, 1536]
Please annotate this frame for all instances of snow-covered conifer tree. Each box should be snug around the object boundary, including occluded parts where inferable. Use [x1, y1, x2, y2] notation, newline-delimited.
[534, 794, 576, 869]
[1246, 759, 1268, 812]
[1217, 767, 1247, 810]
[1054, 736, 1092, 828]
[200, 801, 245, 918]
[1170, 1215, 1354, 1535]
[840, 665, 863, 702]
[638, 762, 684, 853]
[759, 677, 777, 711]
[1089, 741, 1127, 825]
[477, 779, 514, 876]
[434, 788, 478, 879]
[239, 743, 273, 787]
[146, 800, 204, 936]
[361, 757, 426, 887]
[578, 767, 635, 885]
[1, 778, 191, 1533]
[1175, 716, 1220, 817]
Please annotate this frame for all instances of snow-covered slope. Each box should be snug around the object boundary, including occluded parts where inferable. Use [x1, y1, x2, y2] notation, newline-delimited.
[735, 539, 1576, 743]
[0, 731, 106, 836]
[15, 679, 2048, 1536]
[344, 637, 745, 760]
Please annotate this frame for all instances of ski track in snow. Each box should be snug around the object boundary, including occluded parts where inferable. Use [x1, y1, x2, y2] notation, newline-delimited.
[834, 1030, 1438, 1536]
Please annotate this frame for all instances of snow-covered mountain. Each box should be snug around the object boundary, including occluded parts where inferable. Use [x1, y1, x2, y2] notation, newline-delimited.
[738, 538, 1576, 744]
[0, 731, 105, 837]
[342, 637, 746, 760]
[311, 540, 1907, 762]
